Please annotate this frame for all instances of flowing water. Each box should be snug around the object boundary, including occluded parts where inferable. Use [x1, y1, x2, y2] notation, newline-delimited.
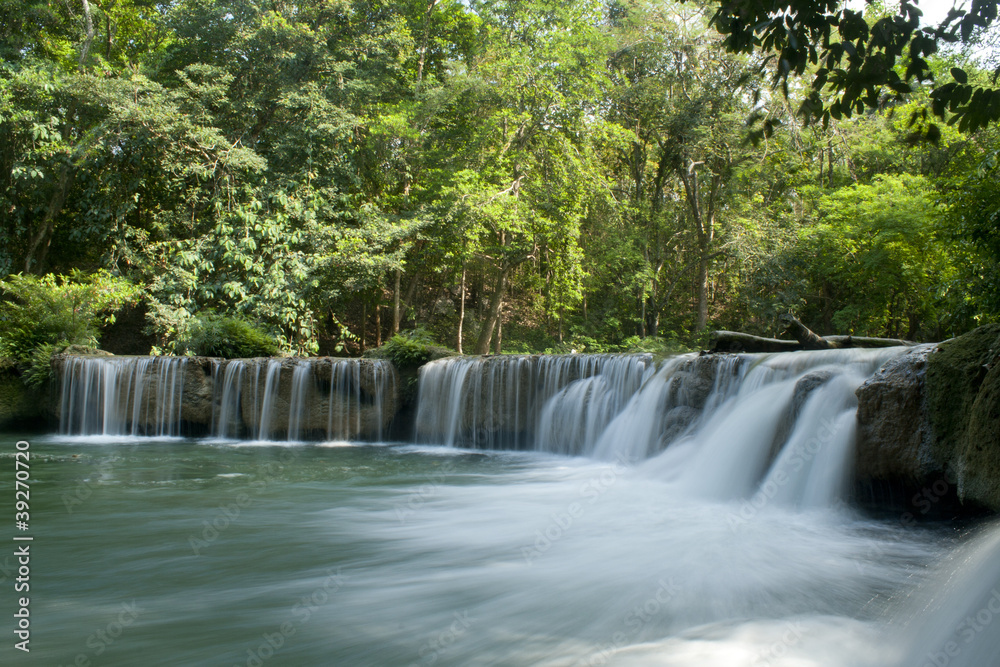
[3, 348, 999, 666]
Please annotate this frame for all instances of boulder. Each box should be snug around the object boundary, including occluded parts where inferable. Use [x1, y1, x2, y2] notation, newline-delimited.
[181, 357, 215, 426]
[771, 370, 835, 460]
[925, 324, 1000, 510]
[659, 405, 700, 448]
[669, 354, 732, 410]
[855, 325, 1000, 512]
[855, 345, 936, 483]
[960, 361, 1000, 509]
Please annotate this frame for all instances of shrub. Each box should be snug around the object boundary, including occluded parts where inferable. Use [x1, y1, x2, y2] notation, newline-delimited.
[0, 271, 140, 385]
[174, 313, 280, 358]
[366, 329, 455, 370]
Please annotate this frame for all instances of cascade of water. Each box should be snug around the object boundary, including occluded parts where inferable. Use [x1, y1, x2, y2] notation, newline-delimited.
[126, 358, 154, 436]
[414, 357, 476, 447]
[213, 360, 245, 438]
[327, 359, 359, 440]
[59, 355, 399, 443]
[414, 354, 654, 449]
[414, 347, 907, 508]
[536, 355, 660, 457]
[59, 356, 187, 436]
[254, 360, 282, 440]
[896, 521, 1000, 667]
[153, 357, 187, 436]
[643, 347, 906, 506]
[369, 359, 394, 442]
[287, 362, 313, 441]
[58, 346, 908, 511]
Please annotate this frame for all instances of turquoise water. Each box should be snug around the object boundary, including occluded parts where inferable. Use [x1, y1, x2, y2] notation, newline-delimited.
[0, 434, 962, 666]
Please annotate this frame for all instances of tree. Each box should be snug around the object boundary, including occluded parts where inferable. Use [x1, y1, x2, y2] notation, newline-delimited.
[602, 0, 762, 334]
[706, 0, 1000, 133]
[793, 173, 953, 338]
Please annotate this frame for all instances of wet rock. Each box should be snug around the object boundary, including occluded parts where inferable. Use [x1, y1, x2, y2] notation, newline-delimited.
[181, 357, 215, 426]
[669, 355, 729, 410]
[960, 361, 1000, 510]
[771, 370, 835, 460]
[855, 346, 936, 483]
[925, 324, 1000, 510]
[60, 345, 113, 356]
[659, 406, 700, 449]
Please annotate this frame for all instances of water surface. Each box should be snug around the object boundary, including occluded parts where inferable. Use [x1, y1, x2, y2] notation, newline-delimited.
[0, 434, 964, 666]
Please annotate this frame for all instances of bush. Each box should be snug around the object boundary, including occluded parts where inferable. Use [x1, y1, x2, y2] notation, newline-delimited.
[366, 329, 455, 370]
[174, 313, 280, 358]
[0, 270, 140, 385]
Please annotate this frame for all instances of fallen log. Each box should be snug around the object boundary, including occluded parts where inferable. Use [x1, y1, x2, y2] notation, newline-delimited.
[709, 331, 802, 353]
[780, 314, 833, 350]
[823, 335, 915, 348]
[709, 317, 915, 354]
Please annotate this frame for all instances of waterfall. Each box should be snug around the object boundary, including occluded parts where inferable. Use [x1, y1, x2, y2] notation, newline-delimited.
[57, 345, 906, 507]
[254, 360, 283, 440]
[287, 362, 312, 441]
[59, 356, 188, 436]
[58, 355, 397, 442]
[327, 358, 361, 441]
[415, 347, 908, 507]
[414, 354, 656, 450]
[213, 360, 245, 438]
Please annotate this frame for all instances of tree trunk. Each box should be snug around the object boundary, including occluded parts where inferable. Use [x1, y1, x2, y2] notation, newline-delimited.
[375, 305, 382, 347]
[710, 329, 912, 354]
[79, 0, 95, 68]
[494, 316, 502, 355]
[415, 0, 439, 85]
[695, 247, 709, 333]
[403, 271, 420, 327]
[780, 314, 833, 349]
[361, 303, 367, 353]
[474, 268, 508, 354]
[392, 269, 401, 334]
[640, 290, 647, 338]
[679, 160, 718, 333]
[711, 332, 802, 353]
[779, 315, 913, 350]
[25, 167, 72, 273]
[456, 262, 466, 354]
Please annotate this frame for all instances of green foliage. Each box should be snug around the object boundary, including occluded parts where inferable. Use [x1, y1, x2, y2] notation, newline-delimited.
[1, 0, 998, 358]
[619, 335, 693, 357]
[22, 342, 62, 388]
[792, 174, 952, 338]
[174, 313, 280, 358]
[945, 147, 1000, 324]
[711, 0, 1000, 133]
[0, 271, 140, 374]
[366, 329, 454, 370]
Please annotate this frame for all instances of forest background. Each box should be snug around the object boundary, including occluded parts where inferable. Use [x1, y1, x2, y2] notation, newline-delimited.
[3, 0, 1000, 369]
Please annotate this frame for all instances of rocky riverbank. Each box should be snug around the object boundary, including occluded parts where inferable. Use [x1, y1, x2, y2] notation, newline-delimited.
[856, 324, 1000, 512]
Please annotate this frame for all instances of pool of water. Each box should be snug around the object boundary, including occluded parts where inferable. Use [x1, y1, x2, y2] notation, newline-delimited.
[0, 434, 977, 666]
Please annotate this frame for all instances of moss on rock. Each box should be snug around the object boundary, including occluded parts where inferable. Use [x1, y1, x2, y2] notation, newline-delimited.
[0, 361, 51, 430]
[926, 323, 1000, 509]
[958, 360, 1000, 509]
